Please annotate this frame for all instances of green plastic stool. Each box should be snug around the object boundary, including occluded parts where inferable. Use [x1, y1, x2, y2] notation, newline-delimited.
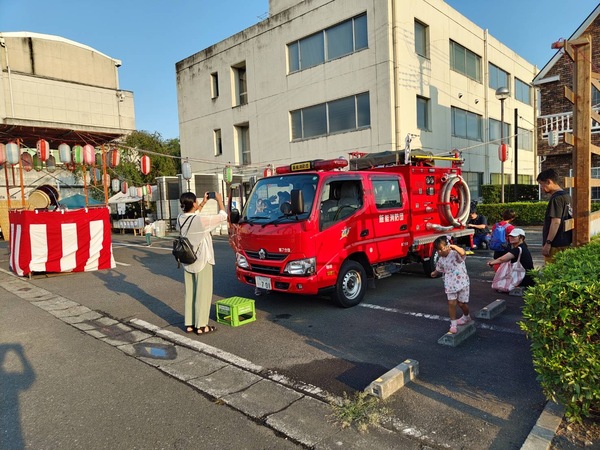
[216, 297, 256, 327]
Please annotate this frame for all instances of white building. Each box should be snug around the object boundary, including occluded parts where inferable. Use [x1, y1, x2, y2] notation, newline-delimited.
[176, 0, 537, 199]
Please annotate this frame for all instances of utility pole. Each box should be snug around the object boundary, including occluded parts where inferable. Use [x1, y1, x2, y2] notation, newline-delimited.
[514, 108, 519, 201]
[553, 35, 600, 246]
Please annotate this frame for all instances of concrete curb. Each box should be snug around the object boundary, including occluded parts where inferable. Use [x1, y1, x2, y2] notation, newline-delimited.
[521, 401, 565, 450]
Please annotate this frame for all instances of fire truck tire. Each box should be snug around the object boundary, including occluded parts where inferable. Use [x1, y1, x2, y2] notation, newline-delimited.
[422, 247, 439, 276]
[332, 260, 367, 308]
[440, 176, 471, 227]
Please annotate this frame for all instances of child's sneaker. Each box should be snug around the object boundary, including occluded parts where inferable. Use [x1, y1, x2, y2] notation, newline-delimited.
[509, 287, 523, 296]
[456, 315, 472, 326]
[449, 324, 458, 334]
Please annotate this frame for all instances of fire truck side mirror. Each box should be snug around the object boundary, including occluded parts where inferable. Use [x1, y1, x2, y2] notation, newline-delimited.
[290, 189, 304, 214]
[230, 208, 240, 224]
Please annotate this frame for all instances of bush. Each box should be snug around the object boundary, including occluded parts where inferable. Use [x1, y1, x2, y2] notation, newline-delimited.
[481, 184, 539, 203]
[475, 202, 600, 226]
[519, 241, 600, 422]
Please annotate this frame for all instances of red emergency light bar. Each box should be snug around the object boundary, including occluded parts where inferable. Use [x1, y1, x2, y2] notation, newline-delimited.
[275, 158, 348, 174]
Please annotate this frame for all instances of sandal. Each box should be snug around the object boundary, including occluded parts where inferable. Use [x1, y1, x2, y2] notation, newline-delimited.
[185, 326, 195, 333]
[196, 325, 216, 335]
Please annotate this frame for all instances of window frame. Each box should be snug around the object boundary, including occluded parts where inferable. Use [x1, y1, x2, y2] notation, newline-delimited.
[210, 72, 219, 99]
[414, 19, 429, 58]
[450, 40, 481, 82]
[451, 106, 482, 140]
[288, 13, 368, 73]
[416, 95, 430, 131]
[515, 78, 532, 105]
[213, 129, 223, 156]
[488, 63, 509, 91]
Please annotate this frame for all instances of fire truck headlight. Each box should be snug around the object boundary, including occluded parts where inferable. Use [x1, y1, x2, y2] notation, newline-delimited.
[284, 257, 316, 275]
[236, 253, 250, 269]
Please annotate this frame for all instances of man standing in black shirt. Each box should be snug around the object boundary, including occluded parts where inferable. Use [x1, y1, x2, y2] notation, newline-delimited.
[537, 168, 573, 264]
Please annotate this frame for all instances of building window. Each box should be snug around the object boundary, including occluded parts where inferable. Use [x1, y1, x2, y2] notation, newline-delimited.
[451, 107, 482, 140]
[214, 129, 222, 156]
[592, 167, 600, 200]
[235, 124, 251, 165]
[489, 118, 511, 144]
[232, 63, 247, 106]
[515, 78, 531, 105]
[490, 173, 511, 185]
[462, 172, 483, 199]
[291, 92, 370, 140]
[489, 63, 509, 91]
[417, 96, 430, 130]
[414, 20, 429, 58]
[288, 13, 367, 73]
[450, 40, 481, 82]
[593, 86, 600, 108]
[517, 127, 533, 151]
[517, 174, 533, 184]
[210, 72, 219, 98]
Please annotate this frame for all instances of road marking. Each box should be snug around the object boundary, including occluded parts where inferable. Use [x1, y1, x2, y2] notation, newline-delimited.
[360, 303, 524, 335]
[115, 261, 131, 266]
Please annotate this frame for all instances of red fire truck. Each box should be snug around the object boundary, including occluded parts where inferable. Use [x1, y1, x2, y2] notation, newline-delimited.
[228, 150, 473, 307]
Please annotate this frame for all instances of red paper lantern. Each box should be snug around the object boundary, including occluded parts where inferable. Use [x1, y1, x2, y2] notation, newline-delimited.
[121, 181, 128, 194]
[498, 144, 509, 162]
[140, 155, 151, 175]
[109, 148, 120, 168]
[146, 184, 152, 196]
[137, 187, 143, 198]
[36, 139, 50, 161]
[83, 144, 95, 165]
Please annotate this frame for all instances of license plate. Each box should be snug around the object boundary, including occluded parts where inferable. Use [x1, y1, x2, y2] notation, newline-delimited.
[255, 276, 272, 290]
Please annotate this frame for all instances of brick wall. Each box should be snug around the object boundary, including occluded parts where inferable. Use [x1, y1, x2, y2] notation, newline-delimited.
[537, 13, 600, 178]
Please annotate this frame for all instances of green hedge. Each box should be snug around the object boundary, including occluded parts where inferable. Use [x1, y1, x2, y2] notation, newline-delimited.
[475, 202, 600, 226]
[481, 184, 539, 203]
[519, 241, 600, 421]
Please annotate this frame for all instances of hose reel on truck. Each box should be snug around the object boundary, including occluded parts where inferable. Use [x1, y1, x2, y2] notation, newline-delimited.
[439, 174, 470, 227]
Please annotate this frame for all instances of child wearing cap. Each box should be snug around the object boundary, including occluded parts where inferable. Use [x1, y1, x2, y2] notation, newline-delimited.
[431, 236, 472, 334]
[487, 228, 534, 295]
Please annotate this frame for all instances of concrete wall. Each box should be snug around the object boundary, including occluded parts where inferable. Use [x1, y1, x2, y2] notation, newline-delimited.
[0, 32, 135, 132]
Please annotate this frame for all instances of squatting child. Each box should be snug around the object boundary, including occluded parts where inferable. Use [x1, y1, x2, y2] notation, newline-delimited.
[430, 236, 472, 334]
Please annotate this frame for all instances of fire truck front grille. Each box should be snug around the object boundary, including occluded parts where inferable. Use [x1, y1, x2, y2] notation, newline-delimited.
[246, 251, 288, 261]
[251, 264, 281, 275]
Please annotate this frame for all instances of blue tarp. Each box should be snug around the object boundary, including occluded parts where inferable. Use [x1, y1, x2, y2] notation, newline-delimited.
[59, 194, 104, 209]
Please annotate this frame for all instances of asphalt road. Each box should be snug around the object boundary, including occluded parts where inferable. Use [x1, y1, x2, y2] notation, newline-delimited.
[1, 228, 546, 449]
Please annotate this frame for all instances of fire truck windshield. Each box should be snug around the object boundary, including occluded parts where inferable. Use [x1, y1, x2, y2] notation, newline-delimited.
[242, 174, 318, 224]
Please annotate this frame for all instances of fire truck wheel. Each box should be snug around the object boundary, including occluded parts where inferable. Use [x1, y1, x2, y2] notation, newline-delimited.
[333, 260, 367, 308]
[422, 248, 439, 275]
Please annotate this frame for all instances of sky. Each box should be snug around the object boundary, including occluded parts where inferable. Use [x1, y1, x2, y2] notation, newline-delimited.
[1, 0, 598, 140]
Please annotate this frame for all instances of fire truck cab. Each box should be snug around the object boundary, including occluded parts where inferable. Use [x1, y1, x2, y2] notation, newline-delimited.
[228, 150, 473, 307]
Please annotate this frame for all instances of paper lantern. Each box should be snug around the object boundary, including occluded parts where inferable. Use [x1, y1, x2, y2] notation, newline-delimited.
[109, 148, 120, 168]
[137, 187, 143, 198]
[46, 155, 56, 172]
[103, 174, 111, 187]
[58, 143, 72, 163]
[182, 160, 192, 180]
[6, 142, 20, 165]
[33, 154, 43, 171]
[94, 168, 102, 183]
[142, 185, 148, 196]
[146, 184, 152, 196]
[140, 155, 151, 175]
[73, 145, 83, 164]
[498, 144, 509, 162]
[95, 152, 103, 167]
[112, 179, 120, 193]
[36, 139, 50, 161]
[21, 152, 33, 172]
[223, 166, 233, 183]
[83, 144, 95, 165]
[0, 143, 5, 165]
[128, 186, 137, 197]
[121, 181, 128, 194]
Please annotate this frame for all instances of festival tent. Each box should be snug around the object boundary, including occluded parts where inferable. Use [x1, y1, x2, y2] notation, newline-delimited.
[107, 191, 142, 204]
[59, 194, 104, 209]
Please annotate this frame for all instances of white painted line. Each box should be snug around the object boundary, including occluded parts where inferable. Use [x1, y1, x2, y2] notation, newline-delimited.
[359, 303, 524, 335]
[115, 261, 131, 266]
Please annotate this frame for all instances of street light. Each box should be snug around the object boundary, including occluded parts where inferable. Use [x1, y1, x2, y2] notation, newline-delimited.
[495, 86, 510, 203]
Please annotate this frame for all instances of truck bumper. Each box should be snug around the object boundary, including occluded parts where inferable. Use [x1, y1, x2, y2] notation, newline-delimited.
[236, 269, 320, 295]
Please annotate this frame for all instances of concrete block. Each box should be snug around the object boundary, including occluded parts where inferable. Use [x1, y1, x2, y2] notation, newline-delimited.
[364, 359, 419, 399]
[438, 321, 476, 347]
[476, 299, 506, 320]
